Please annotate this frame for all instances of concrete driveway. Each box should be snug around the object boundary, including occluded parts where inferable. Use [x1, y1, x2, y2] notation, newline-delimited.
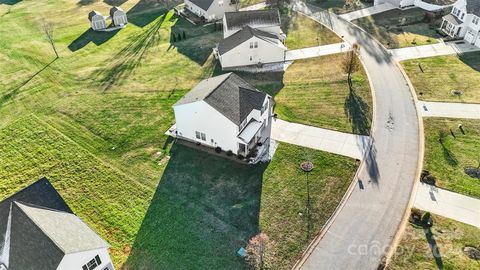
[390, 41, 480, 61]
[414, 183, 480, 228]
[272, 119, 370, 160]
[293, 2, 421, 269]
[418, 101, 480, 119]
[285, 43, 351, 61]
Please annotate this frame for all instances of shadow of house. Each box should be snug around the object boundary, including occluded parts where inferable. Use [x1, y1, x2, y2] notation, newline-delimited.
[0, 0, 21, 4]
[459, 52, 480, 72]
[236, 71, 285, 97]
[68, 28, 119, 51]
[124, 143, 266, 269]
[126, 0, 172, 27]
[77, 0, 97, 5]
[104, 0, 127, 6]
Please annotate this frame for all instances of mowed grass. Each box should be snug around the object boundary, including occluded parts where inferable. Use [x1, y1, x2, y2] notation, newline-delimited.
[0, 116, 357, 269]
[284, 11, 342, 49]
[241, 53, 372, 135]
[388, 213, 480, 270]
[0, 0, 359, 268]
[402, 53, 480, 103]
[353, 8, 442, 49]
[423, 118, 480, 198]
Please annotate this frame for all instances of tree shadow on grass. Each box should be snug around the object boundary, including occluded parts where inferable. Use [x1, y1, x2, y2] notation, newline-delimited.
[127, 0, 170, 27]
[438, 130, 458, 167]
[344, 88, 370, 136]
[93, 14, 166, 90]
[424, 228, 444, 269]
[68, 28, 120, 52]
[0, 0, 21, 4]
[104, 0, 127, 6]
[124, 143, 266, 269]
[77, 0, 96, 5]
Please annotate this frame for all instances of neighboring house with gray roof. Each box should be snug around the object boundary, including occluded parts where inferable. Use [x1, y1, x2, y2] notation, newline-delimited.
[215, 26, 287, 69]
[223, 9, 285, 40]
[0, 178, 114, 270]
[184, 0, 239, 21]
[440, 0, 480, 47]
[172, 73, 274, 161]
[374, 0, 456, 10]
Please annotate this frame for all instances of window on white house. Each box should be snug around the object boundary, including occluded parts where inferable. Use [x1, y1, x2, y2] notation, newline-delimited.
[250, 56, 252, 61]
[254, 41, 258, 48]
[473, 16, 479, 25]
[250, 42, 253, 48]
[82, 255, 101, 270]
[461, 13, 465, 20]
[195, 131, 206, 141]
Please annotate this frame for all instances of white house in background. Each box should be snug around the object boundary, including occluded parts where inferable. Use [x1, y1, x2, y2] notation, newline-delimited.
[216, 26, 287, 69]
[88, 10, 106, 31]
[184, 0, 239, 21]
[173, 73, 274, 161]
[223, 9, 285, 41]
[441, 0, 480, 47]
[0, 178, 114, 270]
[375, 0, 456, 10]
[110, 6, 128, 26]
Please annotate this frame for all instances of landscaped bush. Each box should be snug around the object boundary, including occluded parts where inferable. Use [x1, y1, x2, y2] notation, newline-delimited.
[226, 150, 233, 156]
[215, 147, 222, 153]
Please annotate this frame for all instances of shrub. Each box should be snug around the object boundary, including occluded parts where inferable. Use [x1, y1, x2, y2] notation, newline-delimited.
[226, 150, 233, 156]
[215, 147, 222, 153]
[237, 154, 244, 160]
[421, 211, 432, 227]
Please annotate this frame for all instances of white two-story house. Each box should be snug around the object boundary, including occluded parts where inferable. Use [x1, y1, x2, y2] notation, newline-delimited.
[375, 0, 455, 10]
[173, 73, 274, 161]
[184, 0, 239, 21]
[215, 9, 287, 70]
[0, 178, 114, 270]
[441, 0, 480, 47]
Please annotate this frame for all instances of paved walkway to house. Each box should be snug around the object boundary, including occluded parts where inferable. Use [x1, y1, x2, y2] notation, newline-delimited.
[339, 3, 396, 21]
[285, 42, 351, 61]
[418, 101, 480, 119]
[239, 2, 267, 11]
[390, 41, 480, 61]
[271, 119, 370, 160]
[414, 183, 480, 228]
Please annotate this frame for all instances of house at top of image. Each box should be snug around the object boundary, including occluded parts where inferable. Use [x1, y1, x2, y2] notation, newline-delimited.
[440, 0, 480, 47]
[222, 9, 285, 41]
[0, 178, 114, 270]
[215, 9, 287, 70]
[172, 73, 274, 163]
[375, 0, 457, 10]
[184, 0, 239, 22]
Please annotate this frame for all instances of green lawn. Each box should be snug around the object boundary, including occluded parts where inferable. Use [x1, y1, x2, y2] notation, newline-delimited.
[284, 11, 342, 50]
[423, 118, 480, 198]
[0, 0, 359, 269]
[240, 53, 372, 135]
[388, 212, 480, 270]
[307, 0, 373, 15]
[353, 8, 444, 49]
[402, 53, 480, 103]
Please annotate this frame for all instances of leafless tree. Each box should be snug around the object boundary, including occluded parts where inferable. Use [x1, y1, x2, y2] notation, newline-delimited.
[41, 18, 59, 58]
[342, 43, 360, 91]
[246, 233, 272, 270]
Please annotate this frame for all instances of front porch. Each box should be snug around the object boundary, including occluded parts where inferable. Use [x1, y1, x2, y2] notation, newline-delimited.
[237, 120, 269, 162]
[440, 14, 463, 38]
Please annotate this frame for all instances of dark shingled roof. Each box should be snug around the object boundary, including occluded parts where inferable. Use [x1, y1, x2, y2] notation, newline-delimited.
[0, 178, 109, 270]
[467, 0, 480, 16]
[218, 26, 280, 55]
[189, 0, 215, 11]
[443, 13, 463, 25]
[110, 6, 125, 17]
[174, 73, 268, 125]
[224, 9, 280, 31]
[88, 10, 102, 21]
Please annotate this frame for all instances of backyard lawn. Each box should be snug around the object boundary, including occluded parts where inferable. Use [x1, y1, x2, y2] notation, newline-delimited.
[284, 11, 343, 49]
[307, 0, 373, 14]
[0, 0, 359, 269]
[423, 118, 480, 199]
[240, 53, 373, 135]
[388, 212, 480, 270]
[353, 8, 444, 49]
[402, 53, 480, 103]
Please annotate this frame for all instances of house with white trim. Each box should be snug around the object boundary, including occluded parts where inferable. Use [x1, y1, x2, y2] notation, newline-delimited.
[184, 0, 239, 21]
[375, 0, 456, 11]
[215, 10, 287, 70]
[172, 73, 274, 161]
[440, 0, 480, 46]
[0, 178, 114, 270]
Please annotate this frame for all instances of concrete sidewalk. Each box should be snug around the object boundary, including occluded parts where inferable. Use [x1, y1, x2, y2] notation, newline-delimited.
[418, 101, 480, 119]
[285, 42, 351, 61]
[339, 3, 396, 21]
[414, 183, 480, 228]
[390, 41, 480, 61]
[271, 119, 370, 160]
[239, 2, 266, 11]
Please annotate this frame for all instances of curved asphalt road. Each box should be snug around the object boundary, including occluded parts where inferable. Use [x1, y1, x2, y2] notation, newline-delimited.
[293, 2, 422, 269]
